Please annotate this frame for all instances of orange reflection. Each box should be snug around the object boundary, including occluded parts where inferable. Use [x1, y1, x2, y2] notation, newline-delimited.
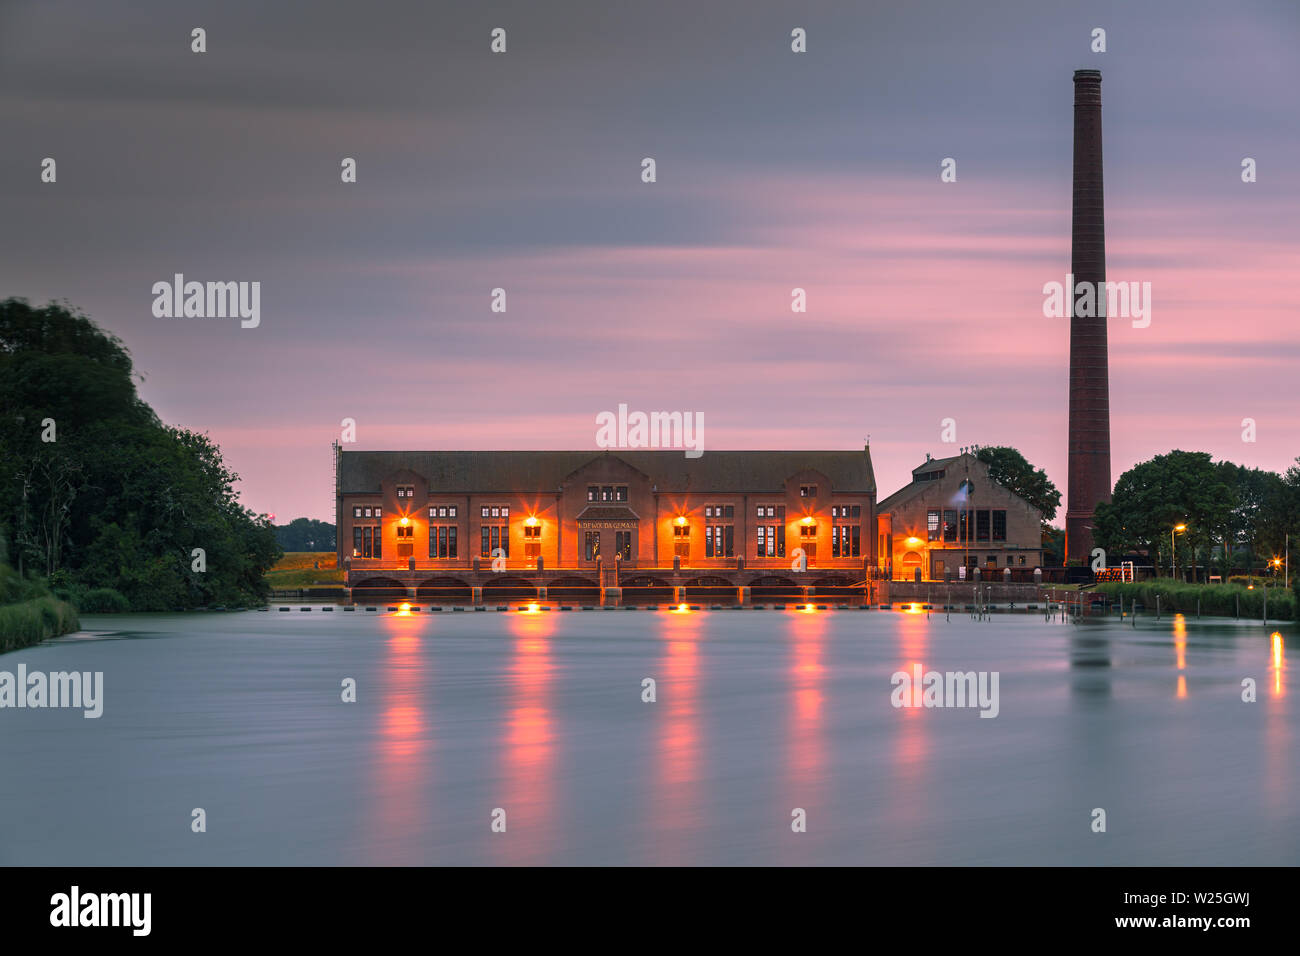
[889, 609, 931, 828]
[1271, 632, 1285, 698]
[1174, 614, 1187, 699]
[366, 609, 430, 863]
[650, 606, 703, 864]
[497, 607, 556, 864]
[786, 607, 825, 860]
[1264, 632, 1289, 815]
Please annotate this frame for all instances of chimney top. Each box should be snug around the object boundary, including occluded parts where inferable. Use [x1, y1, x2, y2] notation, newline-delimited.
[1073, 69, 1102, 82]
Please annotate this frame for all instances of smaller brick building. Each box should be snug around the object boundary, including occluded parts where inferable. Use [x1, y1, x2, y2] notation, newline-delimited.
[876, 451, 1044, 581]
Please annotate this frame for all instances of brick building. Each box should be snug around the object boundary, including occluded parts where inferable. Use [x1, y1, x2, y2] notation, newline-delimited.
[876, 451, 1044, 581]
[335, 448, 876, 592]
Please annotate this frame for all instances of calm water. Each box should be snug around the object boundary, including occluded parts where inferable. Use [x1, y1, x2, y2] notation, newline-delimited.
[1, 607, 1294, 866]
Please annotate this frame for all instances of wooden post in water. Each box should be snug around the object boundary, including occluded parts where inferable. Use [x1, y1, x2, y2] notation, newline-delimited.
[1156, 593, 1160, 620]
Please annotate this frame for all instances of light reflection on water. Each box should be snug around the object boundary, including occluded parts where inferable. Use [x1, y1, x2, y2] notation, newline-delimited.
[1, 610, 1293, 866]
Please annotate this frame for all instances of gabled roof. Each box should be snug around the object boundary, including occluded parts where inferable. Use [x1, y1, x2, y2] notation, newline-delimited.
[880, 452, 977, 511]
[339, 449, 875, 496]
[876, 481, 931, 512]
[912, 454, 962, 475]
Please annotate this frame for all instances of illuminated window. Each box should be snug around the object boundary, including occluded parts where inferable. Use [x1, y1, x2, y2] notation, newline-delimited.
[615, 531, 632, 560]
[588, 486, 598, 501]
[353, 509, 381, 559]
[523, 524, 541, 538]
[705, 524, 733, 558]
[353, 506, 361, 518]
[927, 510, 941, 541]
[943, 510, 957, 543]
[429, 525, 457, 558]
[584, 531, 601, 560]
[756, 525, 784, 557]
[800, 484, 817, 498]
[831, 525, 860, 558]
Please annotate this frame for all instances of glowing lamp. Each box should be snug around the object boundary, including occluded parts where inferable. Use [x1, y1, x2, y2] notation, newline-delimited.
[525, 516, 538, 527]
[400, 516, 409, 527]
[675, 516, 687, 526]
[802, 516, 814, 526]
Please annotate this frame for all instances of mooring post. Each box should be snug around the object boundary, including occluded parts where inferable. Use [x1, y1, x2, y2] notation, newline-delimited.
[1156, 593, 1160, 620]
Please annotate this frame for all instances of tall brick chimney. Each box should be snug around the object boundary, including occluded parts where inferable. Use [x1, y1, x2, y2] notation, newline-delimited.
[1065, 69, 1111, 565]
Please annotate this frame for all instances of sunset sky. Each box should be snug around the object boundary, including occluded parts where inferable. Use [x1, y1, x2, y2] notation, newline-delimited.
[3, 0, 1297, 522]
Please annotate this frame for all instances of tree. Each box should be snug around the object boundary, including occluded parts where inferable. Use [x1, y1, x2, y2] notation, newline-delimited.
[274, 518, 336, 551]
[1041, 525, 1065, 566]
[0, 298, 281, 608]
[975, 446, 1062, 522]
[1214, 462, 1292, 574]
[1093, 451, 1233, 581]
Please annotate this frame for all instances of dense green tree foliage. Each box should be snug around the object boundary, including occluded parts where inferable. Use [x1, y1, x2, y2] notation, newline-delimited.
[274, 518, 336, 551]
[1095, 450, 1298, 580]
[0, 298, 280, 609]
[975, 446, 1062, 521]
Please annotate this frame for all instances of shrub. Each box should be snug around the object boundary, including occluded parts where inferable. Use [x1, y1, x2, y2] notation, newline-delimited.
[1096, 578, 1295, 622]
[0, 597, 80, 653]
[77, 587, 130, 613]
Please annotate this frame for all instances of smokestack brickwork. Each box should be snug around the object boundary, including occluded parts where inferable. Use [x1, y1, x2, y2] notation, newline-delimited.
[1065, 69, 1112, 565]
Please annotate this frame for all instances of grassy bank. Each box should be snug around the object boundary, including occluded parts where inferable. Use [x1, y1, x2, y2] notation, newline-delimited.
[265, 551, 343, 589]
[0, 596, 81, 653]
[1095, 578, 1296, 622]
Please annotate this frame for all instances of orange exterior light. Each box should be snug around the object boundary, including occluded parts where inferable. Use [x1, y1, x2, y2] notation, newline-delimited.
[802, 516, 814, 526]
[675, 516, 687, 526]
[1174, 524, 1186, 532]
[906, 536, 921, 546]
[525, 515, 538, 527]
[400, 516, 409, 527]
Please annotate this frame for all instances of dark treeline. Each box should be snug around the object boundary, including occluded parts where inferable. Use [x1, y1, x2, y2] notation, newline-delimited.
[0, 298, 280, 611]
[1094, 450, 1300, 581]
[274, 518, 335, 552]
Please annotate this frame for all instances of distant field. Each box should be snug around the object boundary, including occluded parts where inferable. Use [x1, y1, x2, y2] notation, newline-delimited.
[266, 552, 343, 587]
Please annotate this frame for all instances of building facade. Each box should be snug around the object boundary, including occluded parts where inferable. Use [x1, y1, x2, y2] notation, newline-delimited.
[335, 448, 876, 584]
[876, 451, 1044, 581]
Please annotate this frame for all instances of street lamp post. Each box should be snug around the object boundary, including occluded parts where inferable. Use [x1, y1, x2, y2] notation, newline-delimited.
[1171, 523, 1186, 580]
